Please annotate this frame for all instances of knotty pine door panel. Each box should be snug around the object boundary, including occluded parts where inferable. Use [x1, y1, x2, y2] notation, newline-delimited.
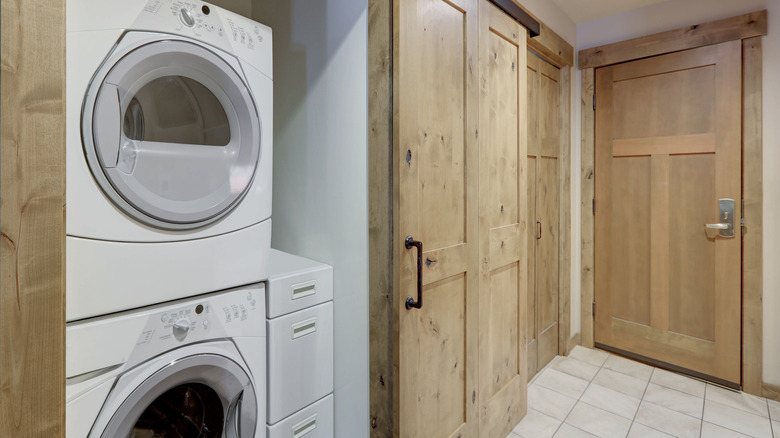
[477, 3, 528, 437]
[395, 0, 479, 436]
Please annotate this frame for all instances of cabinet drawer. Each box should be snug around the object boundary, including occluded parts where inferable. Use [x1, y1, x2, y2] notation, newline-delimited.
[267, 394, 333, 438]
[267, 302, 333, 424]
[267, 250, 333, 318]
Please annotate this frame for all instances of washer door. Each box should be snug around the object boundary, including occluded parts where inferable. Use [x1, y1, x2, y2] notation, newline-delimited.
[83, 37, 260, 230]
[101, 354, 257, 437]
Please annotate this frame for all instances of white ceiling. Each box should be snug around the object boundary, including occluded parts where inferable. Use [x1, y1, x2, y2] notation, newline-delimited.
[551, 0, 671, 24]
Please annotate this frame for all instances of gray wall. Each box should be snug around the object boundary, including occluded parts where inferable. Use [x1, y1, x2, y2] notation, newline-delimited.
[253, 0, 369, 435]
[210, 0, 252, 17]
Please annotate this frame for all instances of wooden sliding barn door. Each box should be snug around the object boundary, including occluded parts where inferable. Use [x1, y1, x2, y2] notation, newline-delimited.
[594, 41, 742, 384]
[394, 0, 479, 436]
[477, 3, 527, 437]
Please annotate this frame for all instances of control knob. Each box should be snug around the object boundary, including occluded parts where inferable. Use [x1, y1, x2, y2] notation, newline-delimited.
[180, 8, 195, 27]
[173, 317, 192, 341]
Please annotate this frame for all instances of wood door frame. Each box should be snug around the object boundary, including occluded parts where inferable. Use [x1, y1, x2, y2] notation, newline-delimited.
[579, 11, 766, 397]
[367, 0, 574, 435]
[1, 0, 66, 435]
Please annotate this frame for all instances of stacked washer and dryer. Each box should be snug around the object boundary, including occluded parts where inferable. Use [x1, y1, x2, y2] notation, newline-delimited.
[65, 1, 280, 436]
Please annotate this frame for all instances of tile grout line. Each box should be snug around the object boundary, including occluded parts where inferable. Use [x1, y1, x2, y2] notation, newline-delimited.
[708, 384, 774, 418]
[651, 372, 707, 399]
[699, 383, 707, 438]
[520, 354, 584, 438]
[626, 365, 653, 437]
[694, 382, 770, 438]
[520, 351, 780, 438]
[554, 351, 611, 437]
[536, 350, 779, 438]
[706, 396, 775, 421]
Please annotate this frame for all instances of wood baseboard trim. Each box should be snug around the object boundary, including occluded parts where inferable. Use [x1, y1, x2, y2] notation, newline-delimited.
[763, 382, 780, 402]
[565, 333, 581, 355]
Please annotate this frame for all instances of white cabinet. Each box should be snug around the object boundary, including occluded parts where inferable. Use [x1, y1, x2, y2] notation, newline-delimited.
[266, 249, 334, 436]
[266, 394, 334, 438]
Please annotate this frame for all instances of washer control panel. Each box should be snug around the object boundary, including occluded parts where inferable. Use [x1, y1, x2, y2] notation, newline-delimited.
[129, 284, 264, 366]
[147, 287, 260, 343]
[67, 283, 265, 378]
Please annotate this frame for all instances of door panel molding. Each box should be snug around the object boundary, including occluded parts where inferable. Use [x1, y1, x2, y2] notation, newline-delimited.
[579, 15, 764, 396]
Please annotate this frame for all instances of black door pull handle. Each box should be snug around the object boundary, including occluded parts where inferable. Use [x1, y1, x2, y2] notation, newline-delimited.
[405, 235, 423, 310]
[537, 221, 542, 240]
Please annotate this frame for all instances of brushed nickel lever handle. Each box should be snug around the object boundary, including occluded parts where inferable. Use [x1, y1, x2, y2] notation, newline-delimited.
[704, 199, 735, 238]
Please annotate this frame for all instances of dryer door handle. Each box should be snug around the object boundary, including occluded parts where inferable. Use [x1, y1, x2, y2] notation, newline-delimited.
[93, 84, 122, 168]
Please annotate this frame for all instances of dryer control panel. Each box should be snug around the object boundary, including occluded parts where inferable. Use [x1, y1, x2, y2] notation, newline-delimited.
[134, 0, 273, 77]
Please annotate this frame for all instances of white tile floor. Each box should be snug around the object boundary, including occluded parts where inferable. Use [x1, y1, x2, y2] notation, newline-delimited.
[509, 346, 780, 438]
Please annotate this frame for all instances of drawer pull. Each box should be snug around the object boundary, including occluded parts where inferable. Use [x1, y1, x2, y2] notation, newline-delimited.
[292, 317, 317, 339]
[292, 280, 317, 300]
[292, 414, 317, 437]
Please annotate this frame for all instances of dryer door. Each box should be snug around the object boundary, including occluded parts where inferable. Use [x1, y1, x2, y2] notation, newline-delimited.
[100, 353, 257, 438]
[83, 36, 261, 230]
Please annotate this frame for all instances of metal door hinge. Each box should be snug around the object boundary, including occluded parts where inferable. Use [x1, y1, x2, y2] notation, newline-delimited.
[741, 199, 745, 222]
[741, 199, 746, 234]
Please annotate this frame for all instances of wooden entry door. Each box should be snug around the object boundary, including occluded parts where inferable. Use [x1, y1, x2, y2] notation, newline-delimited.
[526, 52, 561, 379]
[395, 0, 479, 436]
[477, 3, 528, 437]
[594, 41, 742, 384]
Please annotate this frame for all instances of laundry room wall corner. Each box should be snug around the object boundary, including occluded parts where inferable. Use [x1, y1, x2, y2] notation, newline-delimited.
[253, 0, 370, 436]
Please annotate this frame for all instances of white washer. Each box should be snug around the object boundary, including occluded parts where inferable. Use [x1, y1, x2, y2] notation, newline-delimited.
[66, 0, 273, 321]
[66, 283, 266, 438]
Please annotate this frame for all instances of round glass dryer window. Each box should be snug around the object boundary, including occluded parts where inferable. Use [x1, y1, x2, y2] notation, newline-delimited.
[83, 38, 260, 229]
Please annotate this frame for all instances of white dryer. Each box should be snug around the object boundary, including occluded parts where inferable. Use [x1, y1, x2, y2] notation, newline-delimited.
[66, 0, 272, 320]
[66, 283, 265, 437]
